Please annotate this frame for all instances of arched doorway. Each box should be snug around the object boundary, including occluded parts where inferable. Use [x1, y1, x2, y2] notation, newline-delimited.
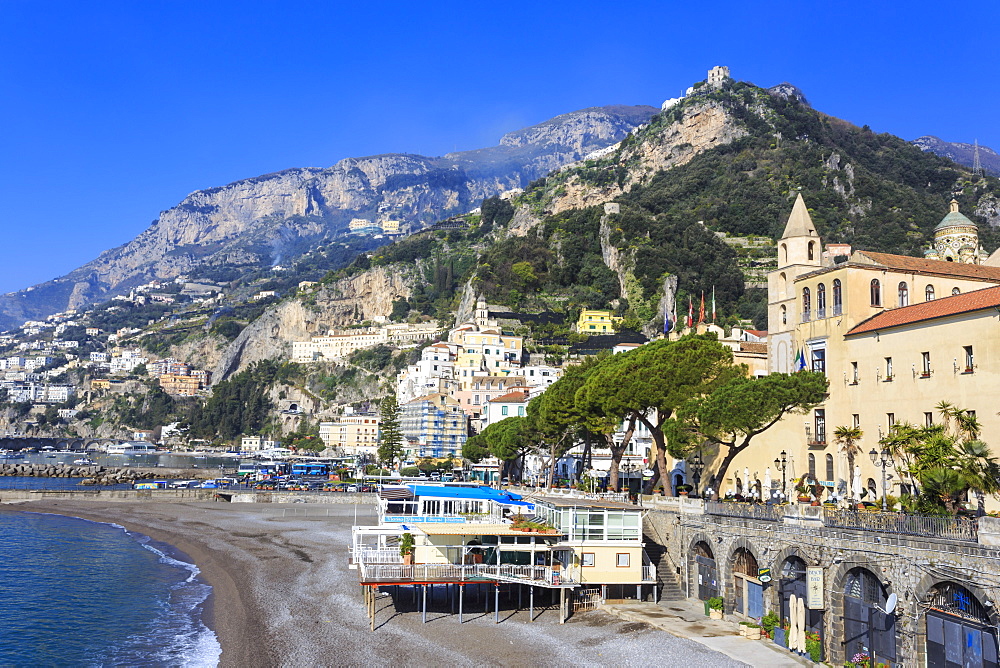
[779, 557, 824, 647]
[693, 541, 718, 601]
[843, 567, 896, 666]
[926, 581, 998, 668]
[732, 547, 762, 617]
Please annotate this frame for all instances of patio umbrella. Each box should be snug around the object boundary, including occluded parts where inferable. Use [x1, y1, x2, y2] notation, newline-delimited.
[788, 594, 799, 651]
[800, 595, 808, 651]
[852, 464, 863, 502]
[764, 467, 772, 493]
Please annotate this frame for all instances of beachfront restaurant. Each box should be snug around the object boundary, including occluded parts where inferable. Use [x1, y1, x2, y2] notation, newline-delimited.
[351, 521, 579, 629]
[529, 495, 657, 602]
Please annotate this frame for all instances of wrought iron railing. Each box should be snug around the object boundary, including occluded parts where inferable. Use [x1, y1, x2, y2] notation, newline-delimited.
[705, 500, 784, 522]
[824, 508, 979, 542]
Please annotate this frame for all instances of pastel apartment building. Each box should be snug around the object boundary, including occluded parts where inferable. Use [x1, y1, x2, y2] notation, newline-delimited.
[319, 414, 380, 456]
[576, 310, 623, 333]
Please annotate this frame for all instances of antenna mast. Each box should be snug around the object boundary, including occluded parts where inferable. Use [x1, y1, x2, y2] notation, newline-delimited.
[973, 139, 983, 176]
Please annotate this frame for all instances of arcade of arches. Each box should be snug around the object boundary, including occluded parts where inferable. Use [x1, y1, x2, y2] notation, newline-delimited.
[649, 509, 1000, 667]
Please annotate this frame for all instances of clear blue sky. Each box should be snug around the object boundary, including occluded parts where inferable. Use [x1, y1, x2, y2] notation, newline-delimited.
[1, 0, 997, 295]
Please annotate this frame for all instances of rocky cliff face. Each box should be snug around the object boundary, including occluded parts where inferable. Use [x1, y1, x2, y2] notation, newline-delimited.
[214, 264, 420, 379]
[0, 105, 657, 331]
[544, 99, 748, 215]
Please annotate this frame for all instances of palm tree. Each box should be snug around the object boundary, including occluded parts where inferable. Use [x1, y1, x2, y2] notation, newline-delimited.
[921, 467, 965, 515]
[834, 425, 863, 501]
[957, 440, 1000, 517]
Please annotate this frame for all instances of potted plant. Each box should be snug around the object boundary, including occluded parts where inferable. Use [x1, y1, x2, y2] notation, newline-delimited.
[399, 532, 415, 565]
[707, 596, 724, 620]
[810, 480, 825, 506]
[676, 484, 693, 497]
[743, 622, 761, 640]
[795, 476, 812, 503]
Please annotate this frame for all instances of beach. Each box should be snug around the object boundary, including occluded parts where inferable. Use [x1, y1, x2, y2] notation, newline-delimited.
[0, 500, 747, 668]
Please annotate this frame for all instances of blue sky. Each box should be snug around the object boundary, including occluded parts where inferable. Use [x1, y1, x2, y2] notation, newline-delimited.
[1, 0, 997, 295]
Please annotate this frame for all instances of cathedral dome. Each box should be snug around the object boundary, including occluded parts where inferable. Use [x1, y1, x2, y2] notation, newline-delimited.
[935, 199, 977, 232]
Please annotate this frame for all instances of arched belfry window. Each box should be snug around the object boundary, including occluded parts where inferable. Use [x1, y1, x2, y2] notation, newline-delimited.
[833, 279, 842, 315]
[780, 305, 787, 325]
[808, 241, 815, 261]
[802, 288, 811, 322]
[898, 282, 909, 307]
[871, 279, 882, 306]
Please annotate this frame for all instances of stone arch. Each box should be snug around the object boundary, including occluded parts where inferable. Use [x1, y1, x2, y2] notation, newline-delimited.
[688, 532, 717, 558]
[84, 440, 101, 451]
[826, 556, 897, 666]
[768, 545, 821, 615]
[56, 440, 70, 450]
[913, 572, 999, 627]
[686, 532, 719, 600]
[914, 575, 1000, 667]
[725, 538, 762, 616]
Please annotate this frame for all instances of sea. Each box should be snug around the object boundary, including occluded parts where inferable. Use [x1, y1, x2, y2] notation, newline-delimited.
[0, 502, 221, 666]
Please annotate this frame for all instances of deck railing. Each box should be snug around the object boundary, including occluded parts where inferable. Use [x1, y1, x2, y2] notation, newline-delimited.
[352, 548, 403, 564]
[358, 562, 574, 585]
[642, 565, 656, 582]
[824, 508, 979, 542]
[705, 500, 784, 522]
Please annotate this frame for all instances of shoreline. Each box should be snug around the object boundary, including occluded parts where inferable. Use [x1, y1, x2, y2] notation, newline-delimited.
[1, 499, 749, 668]
[0, 501, 259, 667]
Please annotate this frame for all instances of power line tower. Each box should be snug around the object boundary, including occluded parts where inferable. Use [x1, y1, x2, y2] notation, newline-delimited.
[973, 139, 983, 177]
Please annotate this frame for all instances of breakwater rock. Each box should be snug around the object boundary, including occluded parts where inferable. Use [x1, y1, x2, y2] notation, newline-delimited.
[0, 463, 169, 486]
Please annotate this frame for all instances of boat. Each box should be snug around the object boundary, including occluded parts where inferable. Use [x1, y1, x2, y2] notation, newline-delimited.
[73, 458, 96, 465]
[0, 452, 25, 460]
[45, 454, 57, 458]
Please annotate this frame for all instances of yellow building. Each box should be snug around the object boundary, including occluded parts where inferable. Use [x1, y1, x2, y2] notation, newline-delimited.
[158, 373, 202, 396]
[319, 414, 380, 455]
[576, 309, 623, 333]
[716, 195, 1000, 507]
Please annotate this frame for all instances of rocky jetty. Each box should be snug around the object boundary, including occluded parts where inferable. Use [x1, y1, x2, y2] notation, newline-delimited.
[0, 463, 174, 486]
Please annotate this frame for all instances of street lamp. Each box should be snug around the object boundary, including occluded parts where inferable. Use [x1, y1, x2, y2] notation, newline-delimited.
[773, 450, 788, 497]
[689, 451, 705, 497]
[869, 447, 893, 511]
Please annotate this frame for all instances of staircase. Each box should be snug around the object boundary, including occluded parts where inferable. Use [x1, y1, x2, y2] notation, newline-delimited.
[644, 533, 684, 602]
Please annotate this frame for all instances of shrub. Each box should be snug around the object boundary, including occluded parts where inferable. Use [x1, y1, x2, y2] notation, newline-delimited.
[707, 596, 724, 611]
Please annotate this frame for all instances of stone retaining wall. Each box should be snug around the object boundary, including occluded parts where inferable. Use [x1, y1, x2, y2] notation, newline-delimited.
[643, 504, 1000, 666]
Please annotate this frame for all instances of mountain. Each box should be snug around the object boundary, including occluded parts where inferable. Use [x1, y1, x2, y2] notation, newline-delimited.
[0, 105, 657, 331]
[237, 72, 1000, 372]
[913, 136, 1000, 176]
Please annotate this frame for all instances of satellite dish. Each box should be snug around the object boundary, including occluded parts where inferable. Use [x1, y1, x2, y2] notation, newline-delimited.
[883, 593, 898, 615]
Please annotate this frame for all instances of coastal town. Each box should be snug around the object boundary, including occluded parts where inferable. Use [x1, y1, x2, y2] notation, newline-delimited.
[3, 193, 1000, 667]
[3, 27, 1000, 666]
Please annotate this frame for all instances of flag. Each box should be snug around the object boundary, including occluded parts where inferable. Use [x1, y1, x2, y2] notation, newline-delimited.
[795, 349, 807, 372]
[712, 287, 716, 323]
[698, 292, 706, 324]
[663, 298, 672, 334]
[687, 296, 694, 328]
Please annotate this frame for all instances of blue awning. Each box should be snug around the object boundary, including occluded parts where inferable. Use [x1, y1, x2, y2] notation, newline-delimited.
[408, 484, 523, 503]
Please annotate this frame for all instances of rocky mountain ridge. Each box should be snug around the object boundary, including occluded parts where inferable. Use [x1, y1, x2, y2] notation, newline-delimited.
[913, 136, 1000, 176]
[0, 105, 656, 331]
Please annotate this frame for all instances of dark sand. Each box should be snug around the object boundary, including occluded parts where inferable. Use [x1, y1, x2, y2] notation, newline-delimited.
[2, 500, 747, 667]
